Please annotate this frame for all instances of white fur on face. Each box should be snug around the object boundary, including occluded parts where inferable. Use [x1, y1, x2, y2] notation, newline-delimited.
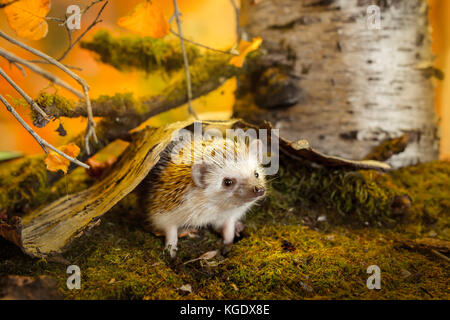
[150, 137, 266, 232]
[201, 151, 265, 210]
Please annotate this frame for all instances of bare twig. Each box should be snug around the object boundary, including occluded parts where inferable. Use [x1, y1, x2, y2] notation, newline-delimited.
[58, 0, 108, 61]
[0, 30, 98, 154]
[0, 47, 84, 98]
[0, 66, 50, 121]
[431, 249, 450, 263]
[9, 60, 26, 76]
[81, 0, 105, 14]
[172, 0, 198, 119]
[169, 29, 238, 56]
[62, 21, 73, 59]
[229, 0, 241, 42]
[0, 0, 18, 9]
[45, 17, 65, 23]
[27, 60, 83, 71]
[0, 95, 90, 169]
[32, 1, 107, 68]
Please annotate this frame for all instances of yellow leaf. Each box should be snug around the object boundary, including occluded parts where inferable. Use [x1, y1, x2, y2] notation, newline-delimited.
[44, 143, 80, 174]
[3, 0, 50, 41]
[229, 37, 263, 68]
[117, 0, 169, 39]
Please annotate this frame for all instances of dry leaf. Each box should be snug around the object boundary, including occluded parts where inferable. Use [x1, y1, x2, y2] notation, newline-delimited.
[183, 250, 218, 265]
[229, 37, 262, 68]
[44, 143, 80, 174]
[199, 250, 218, 260]
[117, 1, 169, 38]
[178, 228, 199, 238]
[179, 284, 192, 293]
[3, 0, 50, 40]
[153, 228, 198, 238]
[86, 157, 117, 178]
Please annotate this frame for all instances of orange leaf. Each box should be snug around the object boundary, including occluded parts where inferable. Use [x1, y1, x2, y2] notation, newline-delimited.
[44, 143, 80, 174]
[3, 0, 50, 41]
[86, 157, 117, 178]
[228, 37, 262, 68]
[117, 1, 169, 39]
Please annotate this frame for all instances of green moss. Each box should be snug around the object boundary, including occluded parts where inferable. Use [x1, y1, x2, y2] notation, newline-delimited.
[0, 157, 93, 214]
[0, 156, 47, 213]
[388, 161, 450, 238]
[364, 134, 410, 161]
[80, 30, 200, 73]
[0, 158, 449, 299]
[35, 92, 75, 118]
[212, 226, 449, 299]
[264, 158, 407, 227]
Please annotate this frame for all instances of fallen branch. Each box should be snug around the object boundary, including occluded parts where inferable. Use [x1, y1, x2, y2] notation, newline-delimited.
[80, 30, 200, 73]
[395, 237, 450, 263]
[31, 53, 238, 122]
[0, 95, 89, 169]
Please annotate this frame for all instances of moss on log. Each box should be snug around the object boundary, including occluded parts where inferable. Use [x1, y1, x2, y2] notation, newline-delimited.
[364, 134, 412, 162]
[80, 30, 200, 73]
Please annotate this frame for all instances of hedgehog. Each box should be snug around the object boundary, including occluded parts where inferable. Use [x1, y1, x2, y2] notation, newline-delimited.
[139, 134, 266, 257]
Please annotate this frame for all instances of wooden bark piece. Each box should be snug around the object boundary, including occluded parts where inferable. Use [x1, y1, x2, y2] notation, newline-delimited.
[233, 120, 391, 171]
[0, 120, 193, 258]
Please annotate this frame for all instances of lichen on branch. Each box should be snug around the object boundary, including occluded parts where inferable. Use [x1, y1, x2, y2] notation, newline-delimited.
[29, 53, 240, 155]
[80, 30, 200, 73]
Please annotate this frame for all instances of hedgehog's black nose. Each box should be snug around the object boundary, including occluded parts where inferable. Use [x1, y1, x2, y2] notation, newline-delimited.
[253, 186, 265, 197]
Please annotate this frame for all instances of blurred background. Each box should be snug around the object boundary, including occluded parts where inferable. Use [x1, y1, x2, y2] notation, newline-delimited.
[0, 0, 449, 160]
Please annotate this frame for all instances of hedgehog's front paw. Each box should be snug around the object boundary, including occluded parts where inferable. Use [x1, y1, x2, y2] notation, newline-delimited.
[165, 244, 178, 258]
[164, 225, 178, 258]
[234, 221, 244, 237]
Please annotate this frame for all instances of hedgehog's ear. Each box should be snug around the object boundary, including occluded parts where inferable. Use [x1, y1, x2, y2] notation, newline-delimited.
[192, 162, 209, 188]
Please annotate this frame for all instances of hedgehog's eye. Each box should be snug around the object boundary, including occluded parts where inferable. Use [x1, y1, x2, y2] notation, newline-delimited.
[223, 178, 234, 187]
[254, 171, 259, 178]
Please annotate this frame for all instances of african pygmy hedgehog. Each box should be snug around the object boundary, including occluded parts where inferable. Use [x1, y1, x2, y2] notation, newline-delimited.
[139, 134, 266, 257]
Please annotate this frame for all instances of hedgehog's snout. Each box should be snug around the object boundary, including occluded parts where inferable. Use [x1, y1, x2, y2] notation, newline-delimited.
[252, 185, 265, 197]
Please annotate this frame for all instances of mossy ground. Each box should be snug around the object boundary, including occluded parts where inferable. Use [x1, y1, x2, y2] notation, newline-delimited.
[0, 157, 449, 299]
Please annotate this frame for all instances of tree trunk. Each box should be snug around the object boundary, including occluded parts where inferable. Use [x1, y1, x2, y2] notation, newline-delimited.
[236, 0, 439, 168]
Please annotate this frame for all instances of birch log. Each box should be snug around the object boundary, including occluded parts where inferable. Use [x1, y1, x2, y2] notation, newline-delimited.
[236, 0, 440, 168]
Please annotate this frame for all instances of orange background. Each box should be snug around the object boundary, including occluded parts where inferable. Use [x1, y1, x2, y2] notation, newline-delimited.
[0, 0, 449, 160]
[0, 0, 237, 154]
[429, 0, 450, 160]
